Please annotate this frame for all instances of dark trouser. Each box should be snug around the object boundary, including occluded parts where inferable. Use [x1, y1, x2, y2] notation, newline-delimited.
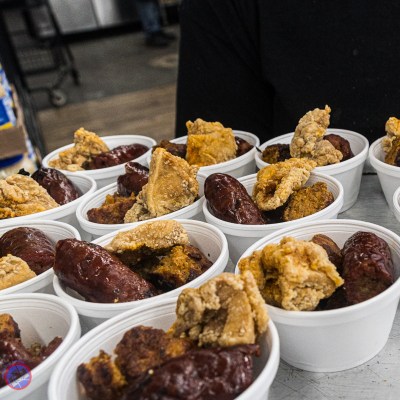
[134, 0, 161, 37]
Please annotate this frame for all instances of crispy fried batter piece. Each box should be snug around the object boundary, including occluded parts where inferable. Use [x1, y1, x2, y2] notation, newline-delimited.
[87, 193, 136, 224]
[0, 255, 36, 290]
[48, 127, 109, 171]
[283, 182, 334, 221]
[253, 158, 316, 211]
[77, 350, 127, 400]
[382, 117, 400, 166]
[0, 175, 58, 219]
[261, 144, 291, 164]
[290, 105, 343, 166]
[115, 326, 193, 381]
[105, 220, 189, 266]
[185, 118, 237, 166]
[239, 237, 343, 311]
[168, 272, 268, 347]
[124, 148, 198, 222]
[0, 314, 20, 339]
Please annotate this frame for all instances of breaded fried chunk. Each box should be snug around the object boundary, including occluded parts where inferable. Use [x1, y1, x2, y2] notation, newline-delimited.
[186, 118, 237, 166]
[49, 127, 109, 171]
[239, 237, 343, 311]
[0, 254, 36, 290]
[283, 182, 334, 221]
[253, 158, 316, 211]
[168, 272, 268, 347]
[261, 143, 291, 164]
[0, 314, 20, 338]
[124, 148, 198, 222]
[382, 116, 400, 166]
[0, 175, 58, 219]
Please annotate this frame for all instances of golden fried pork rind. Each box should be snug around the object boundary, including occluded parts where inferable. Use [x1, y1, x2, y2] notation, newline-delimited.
[0, 175, 58, 219]
[49, 127, 109, 171]
[185, 118, 237, 166]
[382, 117, 400, 165]
[124, 148, 198, 222]
[290, 105, 343, 166]
[253, 158, 316, 211]
[168, 272, 268, 347]
[238, 237, 343, 311]
[0, 254, 36, 290]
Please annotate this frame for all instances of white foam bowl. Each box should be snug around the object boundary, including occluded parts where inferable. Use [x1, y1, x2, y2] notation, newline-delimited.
[393, 187, 400, 224]
[53, 219, 229, 329]
[76, 174, 206, 240]
[0, 293, 80, 400]
[42, 135, 157, 189]
[203, 171, 344, 264]
[236, 219, 400, 372]
[0, 174, 96, 240]
[255, 129, 369, 212]
[369, 137, 400, 211]
[0, 220, 80, 296]
[48, 297, 279, 400]
[147, 130, 260, 178]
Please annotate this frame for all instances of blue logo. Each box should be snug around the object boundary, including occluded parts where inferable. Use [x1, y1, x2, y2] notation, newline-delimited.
[4, 361, 32, 390]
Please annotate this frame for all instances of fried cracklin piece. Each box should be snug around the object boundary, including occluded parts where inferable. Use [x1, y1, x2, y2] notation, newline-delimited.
[290, 105, 343, 166]
[382, 116, 400, 166]
[0, 254, 36, 290]
[124, 148, 198, 222]
[168, 271, 268, 347]
[283, 182, 334, 221]
[49, 127, 109, 171]
[253, 158, 316, 211]
[0, 314, 20, 338]
[239, 237, 343, 311]
[0, 175, 58, 219]
[185, 118, 238, 166]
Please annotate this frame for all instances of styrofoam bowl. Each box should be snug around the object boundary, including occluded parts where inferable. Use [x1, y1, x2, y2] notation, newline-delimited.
[393, 186, 400, 224]
[0, 220, 80, 296]
[369, 137, 400, 211]
[48, 298, 279, 400]
[0, 293, 80, 400]
[53, 219, 229, 329]
[0, 174, 96, 240]
[76, 174, 206, 240]
[255, 129, 369, 211]
[147, 130, 260, 178]
[203, 171, 344, 264]
[42, 135, 157, 189]
[235, 219, 400, 372]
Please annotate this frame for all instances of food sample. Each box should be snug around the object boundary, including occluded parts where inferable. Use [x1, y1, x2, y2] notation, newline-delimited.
[185, 118, 237, 166]
[382, 116, 400, 166]
[117, 162, 149, 197]
[324, 133, 354, 161]
[204, 173, 266, 224]
[282, 182, 334, 221]
[0, 254, 36, 290]
[238, 237, 344, 311]
[261, 143, 291, 164]
[169, 271, 268, 347]
[31, 167, 80, 205]
[82, 144, 149, 170]
[0, 314, 62, 389]
[87, 193, 136, 224]
[48, 127, 110, 171]
[290, 105, 343, 166]
[152, 140, 187, 159]
[54, 239, 158, 303]
[311, 234, 343, 273]
[235, 136, 254, 156]
[253, 158, 316, 211]
[342, 231, 394, 304]
[0, 227, 55, 275]
[124, 148, 198, 222]
[0, 174, 58, 219]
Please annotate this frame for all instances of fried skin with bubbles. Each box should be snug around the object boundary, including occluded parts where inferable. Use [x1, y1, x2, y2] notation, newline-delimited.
[168, 272, 268, 347]
[0, 255, 36, 290]
[238, 237, 343, 311]
[283, 182, 334, 221]
[253, 158, 316, 211]
[382, 117, 400, 166]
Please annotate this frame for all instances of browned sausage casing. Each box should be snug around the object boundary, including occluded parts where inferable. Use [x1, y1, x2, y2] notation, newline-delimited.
[324, 134, 354, 161]
[235, 137, 253, 157]
[117, 162, 149, 196]
[204, 173, 266, 224]
[54, 239, 158, 303]
[342, 231, 394, 304]
[0, 227, 55, 275]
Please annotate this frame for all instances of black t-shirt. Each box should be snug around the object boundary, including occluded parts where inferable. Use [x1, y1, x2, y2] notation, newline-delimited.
[176, 0, 400, 143]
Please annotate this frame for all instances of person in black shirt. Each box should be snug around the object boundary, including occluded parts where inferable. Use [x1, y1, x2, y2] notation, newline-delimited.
[175, 0, 400, 143]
